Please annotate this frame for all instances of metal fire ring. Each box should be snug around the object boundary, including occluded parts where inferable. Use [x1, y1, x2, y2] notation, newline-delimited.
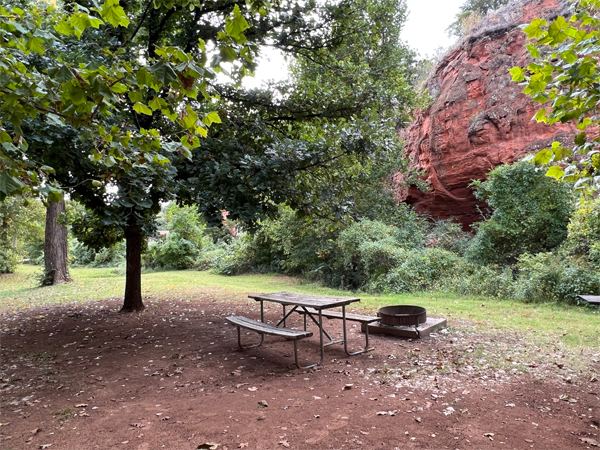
[377, 305, 427, 327]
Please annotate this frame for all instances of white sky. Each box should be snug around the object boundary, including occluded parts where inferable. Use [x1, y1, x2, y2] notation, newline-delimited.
[244, 0, 465, 88]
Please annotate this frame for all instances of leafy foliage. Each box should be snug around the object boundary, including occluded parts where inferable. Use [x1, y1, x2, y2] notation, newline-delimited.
[0, 0, 251, 200]
[561, 196, 600, 268]
[0, 196, 45, 272]
[511, 0, 600, 189]
[466, 162, 573, 265]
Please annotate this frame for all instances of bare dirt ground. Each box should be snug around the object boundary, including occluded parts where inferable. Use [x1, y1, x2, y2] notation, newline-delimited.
[1, 295, 598, 450]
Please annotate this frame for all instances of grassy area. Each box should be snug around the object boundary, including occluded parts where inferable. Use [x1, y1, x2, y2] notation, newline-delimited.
[1, 265, 598, 348]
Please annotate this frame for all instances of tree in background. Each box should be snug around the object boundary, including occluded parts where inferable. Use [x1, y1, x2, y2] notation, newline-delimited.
[447, 0, 513, 37]
[466, 161, 573, 265]
[510, 0, 600, 190]
[43, 199, 71, 284]
[0, 197, 45, 272]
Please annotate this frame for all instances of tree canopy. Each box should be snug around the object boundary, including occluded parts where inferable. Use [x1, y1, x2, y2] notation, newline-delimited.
[2, 0, 421, 311]
[510, 0, 600, 190]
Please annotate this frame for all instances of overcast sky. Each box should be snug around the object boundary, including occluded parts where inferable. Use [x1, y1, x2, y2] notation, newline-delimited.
[244, 0, 466, 88]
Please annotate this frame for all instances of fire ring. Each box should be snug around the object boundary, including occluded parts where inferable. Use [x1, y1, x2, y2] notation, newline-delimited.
[377, 305, 427, 327]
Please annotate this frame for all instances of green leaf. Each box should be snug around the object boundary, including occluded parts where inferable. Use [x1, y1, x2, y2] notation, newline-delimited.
[225, 4, 250, 43]
[203, 111, 221, 126]
[128, 90, 143, 103]
[534, 148, 553, 165]
[148, 62, 178, 85]
[545, 165, 565, 179]
[508, 67, 525, 82]
[523, 18, 547, 40]
[0, 172, 25, 198]
[100, 1, 130, 28]
[26, 37, 45, 55]
[148, 97, 162, 111]
[153, 154, 170, 165]
[133, 102, 153, 115]
[110, 82, 128, 93]
[547, 16, 570, 45]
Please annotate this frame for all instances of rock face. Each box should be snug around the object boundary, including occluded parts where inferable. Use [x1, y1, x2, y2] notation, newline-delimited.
[400, 0, 577, 228]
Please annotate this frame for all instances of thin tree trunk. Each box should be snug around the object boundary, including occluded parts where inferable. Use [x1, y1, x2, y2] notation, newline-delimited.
[122, 224, 145, 312]
[44, 199, 72, 285]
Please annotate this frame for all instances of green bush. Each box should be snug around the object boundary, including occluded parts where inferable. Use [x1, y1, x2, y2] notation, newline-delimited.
[205, 234, 257, 275]
[371, 248, 461, 293]
[467, 161, 573, 265]
[425, 219, 472, 255]
[561, 197, 600, 268]
[438, 263, 515, 299]
[70, 239, 125, 267]
[513, 252, 600, 304]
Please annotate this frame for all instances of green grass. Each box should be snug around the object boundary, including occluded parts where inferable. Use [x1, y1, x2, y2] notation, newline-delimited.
[1, 265, 598, 348]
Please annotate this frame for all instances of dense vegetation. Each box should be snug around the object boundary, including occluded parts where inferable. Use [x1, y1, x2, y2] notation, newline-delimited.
[1, 0, 599, 309]
[3, 159, 598, 306]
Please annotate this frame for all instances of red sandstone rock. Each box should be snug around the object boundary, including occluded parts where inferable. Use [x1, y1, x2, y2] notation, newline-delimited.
[400, 0, 577, 228]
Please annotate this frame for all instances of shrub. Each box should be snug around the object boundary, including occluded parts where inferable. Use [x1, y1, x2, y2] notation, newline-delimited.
[372, 248, 462, 293]
[438, 263, 515, 299]
[561, 197, 600, 268]
[206, 234, 257, 275]
[513, 252, 600, 304]
[467, 161, 573, 265]
[425, 219, 472, 255]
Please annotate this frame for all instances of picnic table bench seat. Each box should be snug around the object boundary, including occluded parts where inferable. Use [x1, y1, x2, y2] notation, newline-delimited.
[226, 315, 314, 369]
[226, 315, 313, 340]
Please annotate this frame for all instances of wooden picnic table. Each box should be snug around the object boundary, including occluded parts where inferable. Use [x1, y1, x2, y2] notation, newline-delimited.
[227, 291, 376, 369]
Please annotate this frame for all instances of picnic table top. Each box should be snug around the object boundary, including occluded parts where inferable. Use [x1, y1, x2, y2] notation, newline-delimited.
[578, 295, 600, 304]
[248, 291, 360, 309]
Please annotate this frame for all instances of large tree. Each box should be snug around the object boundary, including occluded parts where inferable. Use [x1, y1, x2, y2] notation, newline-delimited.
[4, 0, 420, 311]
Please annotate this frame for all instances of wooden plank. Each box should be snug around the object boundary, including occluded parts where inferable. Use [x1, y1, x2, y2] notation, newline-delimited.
[578, 295, 600, 304]
[297, 308, 379, 323]
[248, 291, 360, 309]
[226, 316, 313, 340]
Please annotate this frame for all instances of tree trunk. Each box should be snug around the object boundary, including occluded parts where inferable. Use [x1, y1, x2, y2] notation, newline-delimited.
[44, 199, 72, 285]
[122, 224, 145, 312]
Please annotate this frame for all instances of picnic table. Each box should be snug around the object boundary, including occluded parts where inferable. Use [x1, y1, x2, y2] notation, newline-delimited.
[578, 295, 600, 305]
[226, 291, 378, 369]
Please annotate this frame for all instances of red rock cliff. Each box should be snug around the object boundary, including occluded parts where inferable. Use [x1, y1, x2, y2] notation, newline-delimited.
[400, 0, 577, 228]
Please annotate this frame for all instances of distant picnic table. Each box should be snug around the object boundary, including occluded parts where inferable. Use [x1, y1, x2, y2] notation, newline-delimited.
[578, 295, 600, 305]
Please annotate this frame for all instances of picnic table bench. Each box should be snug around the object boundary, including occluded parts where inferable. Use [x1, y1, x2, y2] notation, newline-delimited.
[226, 316, 313, 368]
[226, 291, 372, 369]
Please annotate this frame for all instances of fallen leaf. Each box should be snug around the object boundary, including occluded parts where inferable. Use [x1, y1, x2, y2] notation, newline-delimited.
[343, 384, 353, 390]
[415, 417, 422, 423]
[258, 400, 268, 408]
[484, 433, 494, 441]
[121, 441, 129, 445]
[524, 439, 533, 443]
[235, 383, 248, 389]
[248, 387, 258, 392]
[238, 443, 249, 449]
[360, 431, 369, 435]
[75, 404, 88, 408]
[279, 439, 290, 448]
[39, 445, 52, 450]
[161, 416, 171, 421]
[31, 428, 41, 435]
